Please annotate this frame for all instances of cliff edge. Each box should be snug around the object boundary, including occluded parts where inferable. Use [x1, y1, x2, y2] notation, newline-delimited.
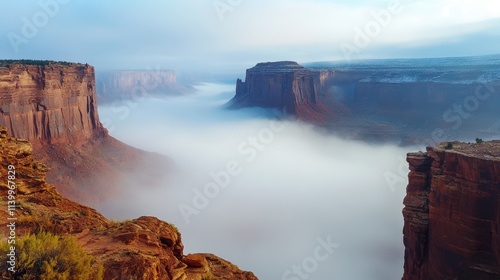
[0, 126, 257, 279]
[0, 60, 170, 207]
[0, 61, 104, 143]
[403, 141, 500, 279]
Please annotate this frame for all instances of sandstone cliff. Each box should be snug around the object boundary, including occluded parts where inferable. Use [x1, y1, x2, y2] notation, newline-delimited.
[230, 61, 332, 123]
[231, 58, 500, 143]
[0, 60, 170, 206]
[0, 61, 104, 143]
[403, 141, 500, 279]
[0, 126, 258, 280]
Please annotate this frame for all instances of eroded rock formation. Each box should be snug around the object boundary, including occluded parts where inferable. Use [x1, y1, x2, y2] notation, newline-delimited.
[403, 141, 500, 279]
[0, 61, 170, 206]
[0, 62, 103, 143]
[0, 126, 257, 280]
[231, 58, 500, 143]
[230, 61, 332, 123]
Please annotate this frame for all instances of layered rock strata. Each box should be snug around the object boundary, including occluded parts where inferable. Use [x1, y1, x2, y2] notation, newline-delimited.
[0, 126, 257, 280]
[403, 141, 500, 279]
[230, 61, 332, 123]
[0, 61, 103, 143]
[0, 61, 170, 206]
[231, 59, 500, 142]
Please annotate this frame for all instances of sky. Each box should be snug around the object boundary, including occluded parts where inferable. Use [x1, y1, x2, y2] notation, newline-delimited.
[0, 0, 500, 70]
[1, 0, 500, 72]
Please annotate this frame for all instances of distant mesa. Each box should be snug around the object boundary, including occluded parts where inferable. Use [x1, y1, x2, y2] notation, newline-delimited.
[230, 56, 500, 144]
[229, 61, 333, 123]
[96, 70, 193, 103]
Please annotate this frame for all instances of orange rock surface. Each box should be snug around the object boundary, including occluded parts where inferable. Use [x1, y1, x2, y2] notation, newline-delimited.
[0, 126, 257, 280]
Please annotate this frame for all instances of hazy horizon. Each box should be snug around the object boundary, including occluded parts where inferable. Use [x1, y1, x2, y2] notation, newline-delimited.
[2, 1, 500, 73]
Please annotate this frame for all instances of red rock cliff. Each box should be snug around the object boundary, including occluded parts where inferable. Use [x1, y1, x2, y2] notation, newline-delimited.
[403, 141, 500, 279]
[0, 62, 104, 143]
[0, 61, 170, 207]
[230, 61, 331, 123]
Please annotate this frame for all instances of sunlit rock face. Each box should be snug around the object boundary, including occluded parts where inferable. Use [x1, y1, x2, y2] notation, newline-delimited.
[0, 62, 104, 144]
[0, 61, 170, 207]
[0, 126, 258, 280]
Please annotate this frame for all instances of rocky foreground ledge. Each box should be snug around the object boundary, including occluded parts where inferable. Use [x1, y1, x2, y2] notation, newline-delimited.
[0, 126, 257, 280]
[403, 141, 500, 279]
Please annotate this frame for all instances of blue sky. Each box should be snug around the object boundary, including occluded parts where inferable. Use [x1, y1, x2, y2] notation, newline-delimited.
[1, 0, 500, 72]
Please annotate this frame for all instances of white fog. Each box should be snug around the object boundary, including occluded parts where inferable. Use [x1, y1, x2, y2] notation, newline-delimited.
[98, 83, 418, 280]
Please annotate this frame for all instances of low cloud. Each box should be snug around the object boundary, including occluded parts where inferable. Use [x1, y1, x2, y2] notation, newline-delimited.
[98, 83, 418, 279]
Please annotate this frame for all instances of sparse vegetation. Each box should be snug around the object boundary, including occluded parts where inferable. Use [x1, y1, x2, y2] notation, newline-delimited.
[110, 218, 131, 228]
[0, 231, 103, 280]
[170, 223, 179, 232]
[445, 142, 454, 149]
[476, 138, 484, 144]
[0, 59, 80, 67]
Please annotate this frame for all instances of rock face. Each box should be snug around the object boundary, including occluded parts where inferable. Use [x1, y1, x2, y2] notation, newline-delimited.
[231, 58, 500, 143]
[0, 126, 258, 280]
[96, 70, 189, 103]
[0, 62, 104, 143]
[230, 61, 331, 123]
[403, 141, 500, 279]
[0, 61, 171, 206]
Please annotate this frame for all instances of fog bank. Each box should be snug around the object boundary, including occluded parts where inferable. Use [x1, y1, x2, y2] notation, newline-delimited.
[98, 83, 415, 279]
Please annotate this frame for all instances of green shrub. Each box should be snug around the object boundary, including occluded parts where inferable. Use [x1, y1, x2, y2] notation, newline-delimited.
[445, 142, 453, 149]
[475, 138, 483, 144]
[0, 231, 103, 280]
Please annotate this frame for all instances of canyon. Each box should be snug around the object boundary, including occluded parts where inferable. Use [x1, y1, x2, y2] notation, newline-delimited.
[231, 57, 500, 279]
[0, 61, 171, 206]
[1, 58, 499, 279]
[0, 126, 257, 279]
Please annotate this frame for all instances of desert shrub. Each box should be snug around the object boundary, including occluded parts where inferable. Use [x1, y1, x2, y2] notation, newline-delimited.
[0, 231, 103, 280]
[475, 138, 483, 144]
[445, 142, 453, 149]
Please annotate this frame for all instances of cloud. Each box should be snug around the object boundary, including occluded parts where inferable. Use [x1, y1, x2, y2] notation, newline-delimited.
[1, 0, 499, 71]
[97, 83, 417, 279]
